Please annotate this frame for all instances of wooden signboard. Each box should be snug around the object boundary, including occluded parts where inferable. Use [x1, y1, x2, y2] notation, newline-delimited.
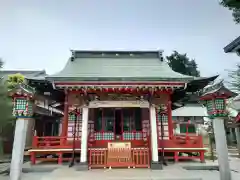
[107, 142, 133, 168]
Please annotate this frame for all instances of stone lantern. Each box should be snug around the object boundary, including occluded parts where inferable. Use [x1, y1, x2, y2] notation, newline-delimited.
[9, 84, 35, 118]
[8, 84, 35, 180]
[200, 81, 231, 119]
[200, 80, 237, 180]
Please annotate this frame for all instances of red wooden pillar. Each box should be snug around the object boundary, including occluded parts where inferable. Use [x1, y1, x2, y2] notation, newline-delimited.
[167, 94, 173, 139]
[113, 108, 116, 139]
[61, 90, 69, 142]
[102, 108, 104, 139]
[121, 109, 124, 139]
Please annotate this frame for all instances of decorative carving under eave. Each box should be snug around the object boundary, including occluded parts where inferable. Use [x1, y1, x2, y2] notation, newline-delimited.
[60, 86, 175, 94]
[8, 83, 35, 98]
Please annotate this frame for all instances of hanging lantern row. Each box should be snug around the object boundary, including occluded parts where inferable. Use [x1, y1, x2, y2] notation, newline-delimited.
[65, 86, 175, 94]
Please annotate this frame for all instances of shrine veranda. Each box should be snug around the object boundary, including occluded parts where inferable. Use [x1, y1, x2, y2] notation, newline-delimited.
[10, 50, 219, 169]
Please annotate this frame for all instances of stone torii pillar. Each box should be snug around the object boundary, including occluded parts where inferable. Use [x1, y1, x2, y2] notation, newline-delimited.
[9, 86, 35, 180]
[234, 126, 240, 157]
[10, 118, 29, 180]
[200, 81, 236, 180]
[149, 105, 162, 169]
[79, 106, 89, 170]
[231, 111, 240, 156]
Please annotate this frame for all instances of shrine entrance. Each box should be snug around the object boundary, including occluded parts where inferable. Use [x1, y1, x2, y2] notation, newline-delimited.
[115, 109, 122, 135]
[88, 107, 151, 169]
[93, 108, 143, 140]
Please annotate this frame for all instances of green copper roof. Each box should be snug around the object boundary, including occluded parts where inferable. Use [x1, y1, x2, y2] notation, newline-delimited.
[47, 50, 194, 82]
[0, 70, 46, 82]
[0, 70, 46, 78]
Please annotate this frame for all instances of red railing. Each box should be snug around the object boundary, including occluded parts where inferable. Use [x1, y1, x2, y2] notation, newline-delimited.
[173, 134, 202, 145]
[88, 148, 107, 168]
[88, 148, 150, 169]
[158, 134, 205, 163]
[132, 148, 150, 168]
[30, 134, 151, 167]
[32, 136, 67, 148]
[30, 136, 82, 165]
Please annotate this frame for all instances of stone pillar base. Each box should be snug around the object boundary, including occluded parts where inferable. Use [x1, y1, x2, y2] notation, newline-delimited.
[75, 162, 88, 171]
[150, 161, 162, 170]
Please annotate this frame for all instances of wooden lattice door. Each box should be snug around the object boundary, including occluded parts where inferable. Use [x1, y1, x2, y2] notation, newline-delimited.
[156, 107, 169, 140]
[88, 120, 94, 143]
[67, 108, 82, 141]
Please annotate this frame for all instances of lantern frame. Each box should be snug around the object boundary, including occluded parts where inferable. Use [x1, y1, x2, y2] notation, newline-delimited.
[9, 84, 35, 118]
[202, 97, 228, 119]
[12, 96, 34, 118]
[200, 81, 236, 119]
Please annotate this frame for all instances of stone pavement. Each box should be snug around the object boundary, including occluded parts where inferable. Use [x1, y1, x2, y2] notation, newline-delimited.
[213, 146, 239, 158]
[1, 158, 240, 180]
[27, 165, 240, 180]
[0, 172, 48, 180]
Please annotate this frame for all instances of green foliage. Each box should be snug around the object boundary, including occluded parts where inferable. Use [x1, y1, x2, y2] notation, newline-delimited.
[221, 0, 240, 24]
[0, 60, 14, 156]
[228, 64, 240, 92]
[0, 81, 13, 127]
[0, 61, 13, 129]
[166, 51, 200, 77]
[0, 59, 3, 69]
[6, 73, 25, 90]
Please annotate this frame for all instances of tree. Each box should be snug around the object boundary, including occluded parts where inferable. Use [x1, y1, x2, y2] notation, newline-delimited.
[221, 0, 240, 24]
[228, 64, 240, 92]
[166, 51, 200, 77]
[0, 59, 3, 68]
[6, 73, 25, 90]
[0, 60, 13, 156]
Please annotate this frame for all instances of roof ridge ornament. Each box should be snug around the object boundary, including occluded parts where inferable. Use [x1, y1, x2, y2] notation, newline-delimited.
[158, 50, 164, 62]
[202, 80, 224, 95]
[70, 50, 76, 62]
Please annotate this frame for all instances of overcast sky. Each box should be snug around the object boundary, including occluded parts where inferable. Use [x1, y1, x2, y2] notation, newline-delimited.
[0, 0, 240, 79]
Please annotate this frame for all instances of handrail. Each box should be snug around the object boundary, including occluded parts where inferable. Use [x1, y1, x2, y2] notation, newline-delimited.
[173, 134, 201, 144]
[32, 136, 73, 148]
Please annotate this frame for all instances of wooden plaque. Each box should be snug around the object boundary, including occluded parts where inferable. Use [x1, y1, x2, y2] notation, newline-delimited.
[107, 142, 133, 167]
[108, 142, 131, 149]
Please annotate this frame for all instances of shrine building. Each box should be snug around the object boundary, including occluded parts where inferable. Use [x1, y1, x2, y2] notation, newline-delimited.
[10, 50, 218, 170]
[224, 36, 240, 56]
